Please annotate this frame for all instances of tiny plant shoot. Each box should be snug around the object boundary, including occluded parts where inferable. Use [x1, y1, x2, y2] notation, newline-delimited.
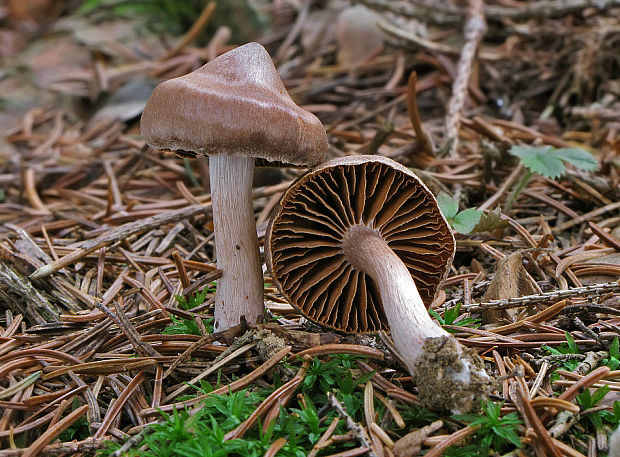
[505, 145, 598, 213]
[429, 303, 481, 332]
[451, 400, 522, 455]
[437, 192, 482, 234]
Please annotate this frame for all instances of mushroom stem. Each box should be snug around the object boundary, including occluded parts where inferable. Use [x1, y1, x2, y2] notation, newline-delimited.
[210, 155, 264, 330]
[343, 224, 490, 413]
[343, 224, 446, 371]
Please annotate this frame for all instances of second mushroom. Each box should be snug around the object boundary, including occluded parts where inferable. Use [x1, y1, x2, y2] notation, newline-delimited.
[266, 155, 491, 413]
[141, 43, 327, 331]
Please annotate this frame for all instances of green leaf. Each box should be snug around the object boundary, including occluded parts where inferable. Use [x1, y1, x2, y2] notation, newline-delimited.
[453, 401, 522, 454]
[509, 145, 598, 179]
[577, 389, 592, 409]
[554, 148, 598, 171]
[588, 412, 604, 430]
[607, 357, 620, 371]
[437, 192, 459, 219]
[565, 331, 578, 354]
[591, 385, 611, 405]
[452, 208, 483, 234]
[444, 303, 461, 324]
[509, 145, 565, 178]
[428, 308, 445, 325]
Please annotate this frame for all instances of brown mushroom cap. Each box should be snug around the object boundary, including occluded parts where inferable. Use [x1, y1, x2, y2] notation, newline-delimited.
[266, 155, 455, 333]
[140, 42, 327, 166]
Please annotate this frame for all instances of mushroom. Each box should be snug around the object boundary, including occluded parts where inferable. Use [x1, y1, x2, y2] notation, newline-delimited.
[141, 42, 327, 330]
[266, 155, 490, 413]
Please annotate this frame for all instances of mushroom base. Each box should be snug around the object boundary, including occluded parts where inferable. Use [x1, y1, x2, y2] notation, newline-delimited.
[412, 336, 491, 414]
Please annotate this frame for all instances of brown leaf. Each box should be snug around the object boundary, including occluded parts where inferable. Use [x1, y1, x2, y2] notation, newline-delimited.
[471, 207, 509, 233]
[481, 253, 537, 325]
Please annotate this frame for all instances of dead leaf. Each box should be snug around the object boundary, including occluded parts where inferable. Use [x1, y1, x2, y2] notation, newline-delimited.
[472, 207, 509, 233]
[481, 253, 537, 325]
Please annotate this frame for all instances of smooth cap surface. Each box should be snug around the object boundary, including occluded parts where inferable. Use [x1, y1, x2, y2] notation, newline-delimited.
[266, 155, 455, 333]
[141, 42, 327, 166]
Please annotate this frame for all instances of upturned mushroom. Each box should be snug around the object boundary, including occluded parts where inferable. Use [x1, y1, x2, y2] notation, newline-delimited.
[141, 42, 327, 331]
[266, 155, 491, 413]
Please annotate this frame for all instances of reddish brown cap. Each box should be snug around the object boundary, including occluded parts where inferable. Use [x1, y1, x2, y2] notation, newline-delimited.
[141, 42, 327, 166]
[266, 155, 455, 333]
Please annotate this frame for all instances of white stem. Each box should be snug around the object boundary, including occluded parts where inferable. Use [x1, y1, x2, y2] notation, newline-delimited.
[343, 224, 448, 373]
[210, 155, 264, 330]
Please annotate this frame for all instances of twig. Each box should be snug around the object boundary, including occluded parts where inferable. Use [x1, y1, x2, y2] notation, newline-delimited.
[30, 204, 211, 279]
[573, 317, 601, 343]
[0, 261, 60, 324]
[327, 392, 378, 457]
[0, 438, 106, 457]
[356, 0, 619, 22]
[445, 0, 486, 156]
[356, 0, 461, 25]
[111, 428, 152, 457]
[461, 281, 620, 311]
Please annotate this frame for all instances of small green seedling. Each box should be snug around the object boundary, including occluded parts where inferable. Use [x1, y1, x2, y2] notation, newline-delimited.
[162, 315, 214, 335]
[451, 400, 522, 456]
[163, 290, 214, 335]
[428, 303, 480, 332]
[175, 289, 209, 310]
[603, 337, 620, 371]
[437, 193, 482, 234]
[577, 385, 611, 434]
[543, 331, 582, 374]
[600, 400, 620, 430]
[505, 145, 597, 213]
